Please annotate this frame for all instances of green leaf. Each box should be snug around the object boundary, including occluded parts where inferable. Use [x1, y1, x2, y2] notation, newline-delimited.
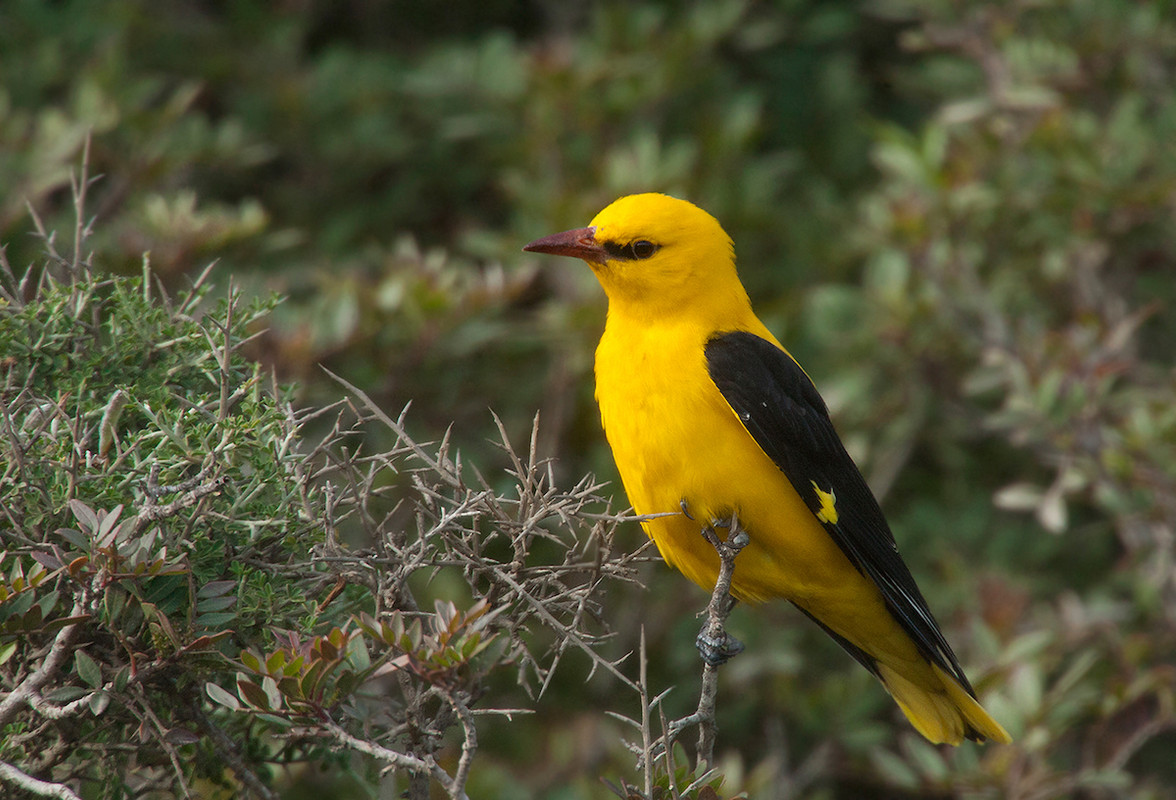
[104, 587, 127, 622]
[5, 590, 37, 617]
[113, 665, 131, 692]
[240, 650, 262, 673]
[88, 691, 111, 716]
[196, 595, 236, 613]
[95, 504, 125, 542]
[30, 551, 63, 571]
[195, 612, 237, 628]
[205, 681, 240, 711]
[57, 529, 90, 551]
[868, 747, 919, 789]
[164, 727, 201, 746]
[261, 676, 282, 711]
[265, 650, 287, 675]
[45, 686, 90, 703]
[183, 631, 233, 652]
[197, 580, 238, 599]
[300, 659, 328, 701]
[75, 650, 103, 689]
[346, 633, 370, 671]
[277, 675, 300, 698]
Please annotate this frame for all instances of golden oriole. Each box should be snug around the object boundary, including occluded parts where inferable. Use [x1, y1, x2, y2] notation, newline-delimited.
[524, 193, 1010, 745]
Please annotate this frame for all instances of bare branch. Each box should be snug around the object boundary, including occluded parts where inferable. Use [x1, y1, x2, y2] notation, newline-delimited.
[0, 602, 87, 728]
[0, 760, 82, 800]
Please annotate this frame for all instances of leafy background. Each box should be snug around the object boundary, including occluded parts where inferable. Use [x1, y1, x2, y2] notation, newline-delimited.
[2, 0, 1175, 797]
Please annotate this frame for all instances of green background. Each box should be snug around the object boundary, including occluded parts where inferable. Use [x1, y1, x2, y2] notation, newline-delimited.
[3, 0, 1175, 796]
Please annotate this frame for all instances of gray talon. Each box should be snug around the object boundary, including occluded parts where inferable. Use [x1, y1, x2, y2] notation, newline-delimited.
[695, 631, 745, 666]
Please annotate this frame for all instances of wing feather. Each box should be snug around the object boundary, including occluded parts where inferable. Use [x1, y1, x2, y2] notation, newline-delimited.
[704, 330, 975, 695]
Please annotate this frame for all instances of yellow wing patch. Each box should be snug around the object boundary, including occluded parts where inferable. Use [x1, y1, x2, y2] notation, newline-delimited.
[811, 481, 839, 525]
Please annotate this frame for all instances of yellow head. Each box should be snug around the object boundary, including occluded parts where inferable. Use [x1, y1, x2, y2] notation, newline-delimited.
[524, 193, 750, 320]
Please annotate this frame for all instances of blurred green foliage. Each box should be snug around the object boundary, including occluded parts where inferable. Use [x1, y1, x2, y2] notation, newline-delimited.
[3, 0, 1176, 797]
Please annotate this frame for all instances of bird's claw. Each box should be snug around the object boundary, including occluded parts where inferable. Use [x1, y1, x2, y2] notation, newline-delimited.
[695, 630, 745, 666]
[702, 515, 749, 556]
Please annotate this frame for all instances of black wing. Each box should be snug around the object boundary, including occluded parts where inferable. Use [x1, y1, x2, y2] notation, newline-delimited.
[705, 330, 974, 694]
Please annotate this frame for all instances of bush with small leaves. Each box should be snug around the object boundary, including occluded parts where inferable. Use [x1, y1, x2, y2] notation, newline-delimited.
[0, 173, 652, 799]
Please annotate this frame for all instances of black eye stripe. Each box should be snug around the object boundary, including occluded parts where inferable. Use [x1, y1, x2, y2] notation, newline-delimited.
[602, 241, 629, 259]
[603, 239, 660, 260]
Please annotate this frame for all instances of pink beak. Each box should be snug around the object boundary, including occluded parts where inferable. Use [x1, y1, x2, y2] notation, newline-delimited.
[523, 226, 607, 264]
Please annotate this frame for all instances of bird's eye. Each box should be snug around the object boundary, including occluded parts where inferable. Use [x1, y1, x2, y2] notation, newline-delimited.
[629, 240, 657, 259]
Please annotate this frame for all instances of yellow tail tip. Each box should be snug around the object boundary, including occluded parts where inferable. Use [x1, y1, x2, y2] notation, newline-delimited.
[879, 663, 1012, 745]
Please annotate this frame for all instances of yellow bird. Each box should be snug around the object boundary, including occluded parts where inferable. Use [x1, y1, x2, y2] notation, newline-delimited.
[524, 193, 1010, 745]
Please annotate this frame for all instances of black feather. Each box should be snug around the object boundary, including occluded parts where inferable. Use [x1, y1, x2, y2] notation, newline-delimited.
[704, 330, 976, 697]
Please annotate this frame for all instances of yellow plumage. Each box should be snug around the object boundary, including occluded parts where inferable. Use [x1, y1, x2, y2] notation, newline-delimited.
[524, 192, 1010, 745]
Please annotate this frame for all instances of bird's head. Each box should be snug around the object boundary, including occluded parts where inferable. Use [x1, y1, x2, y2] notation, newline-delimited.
[524, 193, 747, 319]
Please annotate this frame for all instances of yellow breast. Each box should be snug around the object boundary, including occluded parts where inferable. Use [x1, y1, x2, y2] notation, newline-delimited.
[594, 316, 867, 606]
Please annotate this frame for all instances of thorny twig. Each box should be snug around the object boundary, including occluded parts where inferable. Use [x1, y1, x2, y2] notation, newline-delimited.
[608, 516, 747, 796]
[440, 687, 478, 795]
[135, 461, 225, 533]
[667, 515, 748, 769]
[322, 720, 465, 798]
[123, 686, 192, 799]
[639, 629, 655, 799]
[287, 393, 649, 797]
[189, 699, 278, 800]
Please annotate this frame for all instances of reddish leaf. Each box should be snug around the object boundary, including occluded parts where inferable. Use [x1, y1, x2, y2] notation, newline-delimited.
[277, 676, 300, 699]
[236, 676, 270, 711]
[164, 727, 201, 746]
[300, 660, 328, 700]
[30, 551, 63, 571]
[68, 500, 99, 533]
[317, 639, 338, 662]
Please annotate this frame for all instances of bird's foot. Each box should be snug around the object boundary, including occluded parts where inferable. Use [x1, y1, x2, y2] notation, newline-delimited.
[692, 512, 748, 666]
[702, 515, 749, 558]
[695, 629, 745, 666]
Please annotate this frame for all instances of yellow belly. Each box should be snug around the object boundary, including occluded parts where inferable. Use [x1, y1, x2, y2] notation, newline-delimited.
[594, 318, 920, 666]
